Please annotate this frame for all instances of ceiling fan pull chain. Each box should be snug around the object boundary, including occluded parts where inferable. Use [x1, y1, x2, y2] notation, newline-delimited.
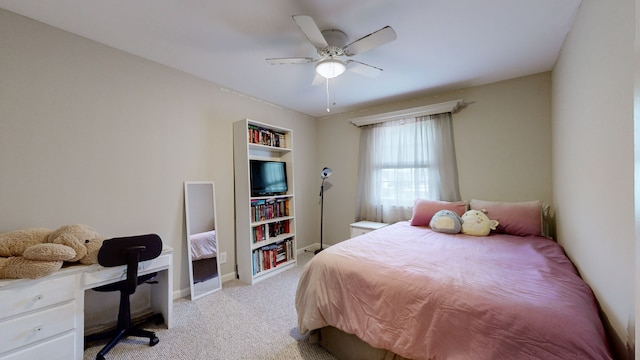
[333, 81, 337, 107]
[326, 78, 331, 112]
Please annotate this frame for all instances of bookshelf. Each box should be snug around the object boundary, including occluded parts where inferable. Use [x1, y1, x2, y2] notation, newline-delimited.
[233, 119, 296, 284]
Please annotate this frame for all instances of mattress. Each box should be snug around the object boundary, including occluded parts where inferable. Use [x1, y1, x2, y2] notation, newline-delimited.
[296, 221, 611, 360]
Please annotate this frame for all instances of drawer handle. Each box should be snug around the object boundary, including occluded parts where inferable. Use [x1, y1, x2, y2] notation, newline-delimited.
[33, 294, 44, 301]
[33, 326, 43, 333]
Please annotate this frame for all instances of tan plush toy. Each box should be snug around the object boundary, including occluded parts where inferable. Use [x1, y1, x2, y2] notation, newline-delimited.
[461, 210, 499, 236]
[45, 224, 106, 264]
[0, 224, 106, 279]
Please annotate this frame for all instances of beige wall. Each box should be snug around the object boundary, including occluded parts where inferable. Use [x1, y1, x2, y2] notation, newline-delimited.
[317, 72, 552, 245]
[552, 0, 635, 358]
[0, 9, 317, 297]
[636, 0, 640, 355]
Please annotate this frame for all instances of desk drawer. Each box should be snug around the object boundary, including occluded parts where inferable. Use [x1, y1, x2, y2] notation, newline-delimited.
[83, 253, 171, 287]
[0, 301, 76, 353]
[1, 331, 75, 360]
[0, 275, 76, 320]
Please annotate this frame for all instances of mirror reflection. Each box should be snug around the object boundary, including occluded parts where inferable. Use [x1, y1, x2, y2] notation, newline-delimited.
[184, 181, 222, 300]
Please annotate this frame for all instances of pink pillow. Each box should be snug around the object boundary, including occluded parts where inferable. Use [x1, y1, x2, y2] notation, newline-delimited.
[410, 199, 467, 226]
[469, 199, 543, 237]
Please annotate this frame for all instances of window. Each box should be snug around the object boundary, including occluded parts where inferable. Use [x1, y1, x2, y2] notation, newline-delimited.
[356, 113, 460, 223]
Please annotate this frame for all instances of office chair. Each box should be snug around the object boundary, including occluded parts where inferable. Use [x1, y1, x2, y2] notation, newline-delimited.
[90, 234, 163, 360]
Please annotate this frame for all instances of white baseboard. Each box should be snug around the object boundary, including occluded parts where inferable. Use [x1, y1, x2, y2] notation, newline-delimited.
[174, 272, 235, 300]
[299, 243, 331, 252]
[174, 243, 328, 298]
[174, 288, 190, 300]
[221, 272, 236, 283]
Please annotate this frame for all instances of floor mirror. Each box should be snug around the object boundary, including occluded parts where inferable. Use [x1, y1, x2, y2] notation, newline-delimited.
[184, 181, 222, 300]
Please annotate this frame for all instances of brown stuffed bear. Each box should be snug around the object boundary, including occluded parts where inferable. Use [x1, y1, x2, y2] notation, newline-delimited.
[0, 224, 106, 279]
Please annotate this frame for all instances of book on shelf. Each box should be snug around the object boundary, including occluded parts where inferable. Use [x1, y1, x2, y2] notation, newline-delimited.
[250, 198, 289, 222]
[252, 224, 266, 244]
[268, 220, 290, 237]
[247, 124, 286, 148]
[251, 238, 294, 275]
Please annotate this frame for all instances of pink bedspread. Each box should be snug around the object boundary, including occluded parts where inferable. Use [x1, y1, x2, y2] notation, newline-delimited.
[296, 221, 611, 360]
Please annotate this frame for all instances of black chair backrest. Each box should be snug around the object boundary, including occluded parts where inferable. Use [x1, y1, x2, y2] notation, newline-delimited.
[98, 234, 163, 294]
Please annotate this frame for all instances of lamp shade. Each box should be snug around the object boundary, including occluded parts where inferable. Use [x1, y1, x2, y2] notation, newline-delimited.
[321, 167, 333, 179]
[316, 59, 346, 79]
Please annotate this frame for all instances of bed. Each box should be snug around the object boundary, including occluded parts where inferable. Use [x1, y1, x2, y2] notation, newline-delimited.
[189, 229, 218, 283]
[296, 201, 612, 360]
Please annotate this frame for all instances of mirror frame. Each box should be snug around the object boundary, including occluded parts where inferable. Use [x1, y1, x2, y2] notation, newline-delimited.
[184, 181, 222, 300]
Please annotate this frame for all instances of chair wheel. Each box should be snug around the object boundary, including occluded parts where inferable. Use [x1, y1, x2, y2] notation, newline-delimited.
[97, 355, 105, 360]
[150, 335, 159, 346]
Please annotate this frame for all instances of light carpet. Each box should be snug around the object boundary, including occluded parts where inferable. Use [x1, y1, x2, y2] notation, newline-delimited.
[84, 251, 337, 360]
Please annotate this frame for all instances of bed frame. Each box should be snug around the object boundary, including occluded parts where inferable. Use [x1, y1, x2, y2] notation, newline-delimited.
[312, 327, 410, 360]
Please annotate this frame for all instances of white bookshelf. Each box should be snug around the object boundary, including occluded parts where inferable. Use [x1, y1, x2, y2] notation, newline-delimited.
[233, 119, 296, 284]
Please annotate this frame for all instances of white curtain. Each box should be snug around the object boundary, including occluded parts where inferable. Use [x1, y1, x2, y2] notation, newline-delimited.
[356, 112, 460, 223]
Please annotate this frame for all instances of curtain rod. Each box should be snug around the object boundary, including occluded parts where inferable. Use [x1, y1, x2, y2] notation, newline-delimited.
[349, 99, 472, 127]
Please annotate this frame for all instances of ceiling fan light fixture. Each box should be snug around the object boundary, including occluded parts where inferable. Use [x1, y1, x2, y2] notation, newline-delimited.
[316, 58, 346, 79]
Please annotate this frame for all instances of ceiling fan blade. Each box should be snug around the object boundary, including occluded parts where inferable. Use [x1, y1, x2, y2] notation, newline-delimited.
[346, 60, 383, 78]
[266, 57, 315, 65]
[344, 26, 397, 56]
[292, 15, 328, 49]
[311, 73, 325, 86]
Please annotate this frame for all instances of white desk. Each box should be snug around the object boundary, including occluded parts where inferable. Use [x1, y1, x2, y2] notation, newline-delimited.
[0, 247, 173, 360]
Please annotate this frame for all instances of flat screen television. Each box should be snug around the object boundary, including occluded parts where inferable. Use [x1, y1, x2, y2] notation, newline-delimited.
[250, 160, 288, 197]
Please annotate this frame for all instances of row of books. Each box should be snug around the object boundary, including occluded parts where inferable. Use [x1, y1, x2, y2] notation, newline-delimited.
[248, 125, 286, 148]
[252, 224, 267, 243]
[250, 198, 289, 222]
[269, 220, 290, 237]
[252, 239, 294, 275]
[252, 220, 291, 244]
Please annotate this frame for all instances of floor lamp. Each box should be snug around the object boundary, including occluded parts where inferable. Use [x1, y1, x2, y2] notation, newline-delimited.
[315, 167, 332, 254]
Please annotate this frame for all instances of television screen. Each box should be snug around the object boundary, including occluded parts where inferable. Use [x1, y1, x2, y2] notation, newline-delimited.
[250, 160, 288, 196]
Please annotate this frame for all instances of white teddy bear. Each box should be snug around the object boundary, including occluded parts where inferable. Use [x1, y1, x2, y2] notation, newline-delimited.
[461, 210, 499, 236]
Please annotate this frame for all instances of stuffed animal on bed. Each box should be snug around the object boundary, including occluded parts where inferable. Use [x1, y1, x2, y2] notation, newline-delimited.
[429, 210, 464, 234]
[0, 224, 106, 279]
[461, 209, 499, 236]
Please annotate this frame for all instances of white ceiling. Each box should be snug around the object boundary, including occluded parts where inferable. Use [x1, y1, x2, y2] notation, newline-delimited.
[0, 0, 581, 118]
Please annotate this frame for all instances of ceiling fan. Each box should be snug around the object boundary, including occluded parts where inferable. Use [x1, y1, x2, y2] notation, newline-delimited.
[266, 15, 397, 84]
